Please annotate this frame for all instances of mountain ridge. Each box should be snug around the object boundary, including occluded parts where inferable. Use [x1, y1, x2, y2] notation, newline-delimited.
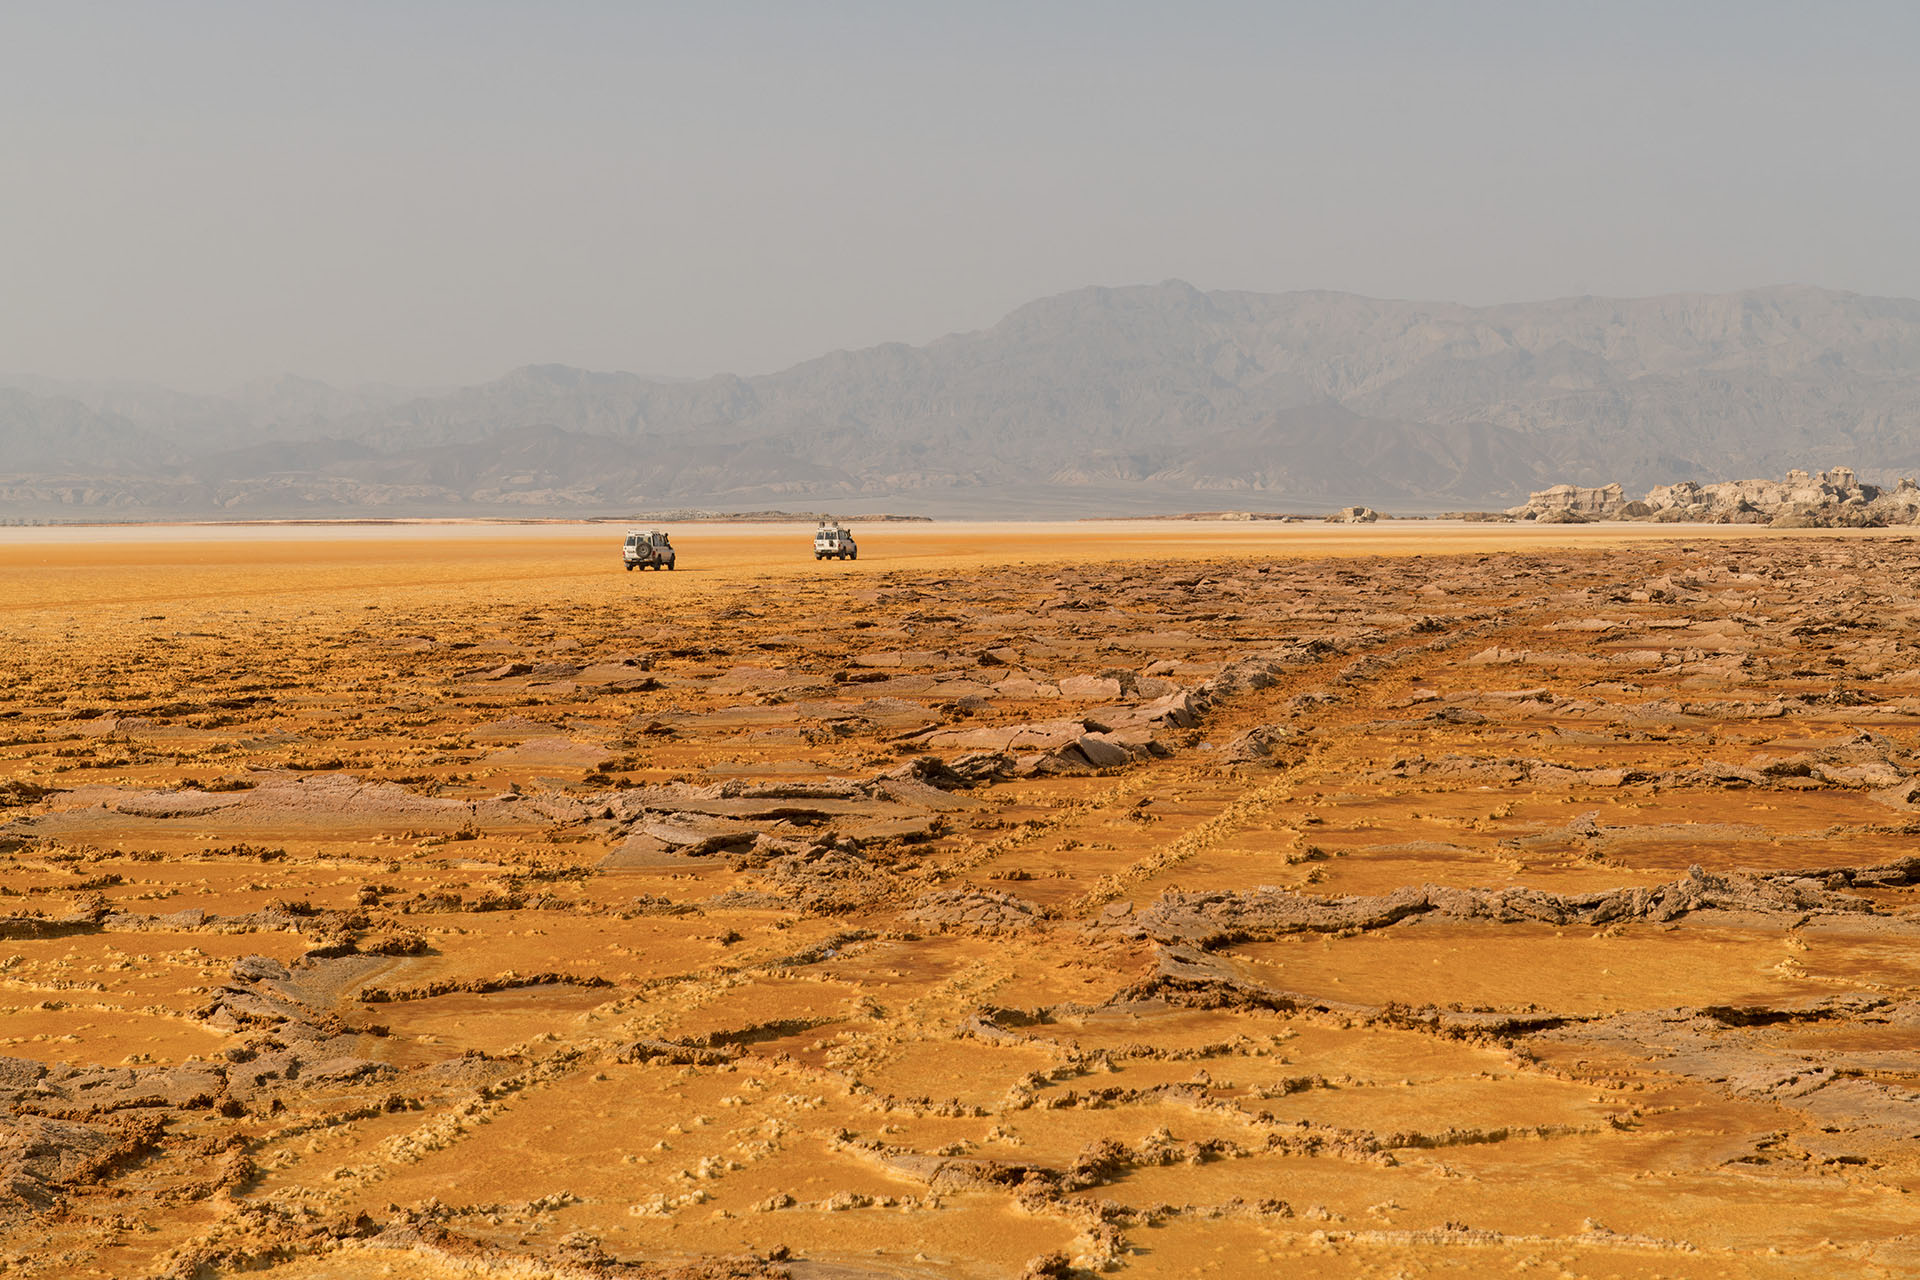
[5, 281, 1919, 517]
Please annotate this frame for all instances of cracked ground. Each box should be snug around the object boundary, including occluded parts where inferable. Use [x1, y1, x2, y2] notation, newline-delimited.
[2, 523, 1918, 1278]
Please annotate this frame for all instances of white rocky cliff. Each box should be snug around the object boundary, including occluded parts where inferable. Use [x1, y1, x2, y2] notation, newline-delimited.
[1509, 468, 1920, 526]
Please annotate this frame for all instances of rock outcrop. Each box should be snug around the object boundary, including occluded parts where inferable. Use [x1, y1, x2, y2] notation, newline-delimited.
[1510, 483, 1624, 522]
[1509, 468, 1920, 526]
[1327, 506, 1380, 523]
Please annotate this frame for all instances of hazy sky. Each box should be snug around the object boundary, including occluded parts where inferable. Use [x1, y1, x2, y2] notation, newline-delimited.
[5, 1, 1918, 390]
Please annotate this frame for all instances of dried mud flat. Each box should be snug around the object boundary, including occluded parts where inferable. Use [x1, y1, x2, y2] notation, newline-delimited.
[2, 523, 1919, 1279]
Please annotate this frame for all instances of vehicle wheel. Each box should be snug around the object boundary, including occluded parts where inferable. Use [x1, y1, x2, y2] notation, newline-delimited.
[625, 563, 634, 571]
[849, 550, 857, 560]
[667, 560, 675, 570]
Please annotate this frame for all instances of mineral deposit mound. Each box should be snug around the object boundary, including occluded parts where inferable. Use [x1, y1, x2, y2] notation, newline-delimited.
[2, 523, 1919, 1278]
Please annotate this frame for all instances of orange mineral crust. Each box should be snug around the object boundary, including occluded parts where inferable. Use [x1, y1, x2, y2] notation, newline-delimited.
[2, 521, 1918, 1278]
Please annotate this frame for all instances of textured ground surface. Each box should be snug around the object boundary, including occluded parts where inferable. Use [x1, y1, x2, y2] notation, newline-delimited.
[2, 522, 1918, 1279]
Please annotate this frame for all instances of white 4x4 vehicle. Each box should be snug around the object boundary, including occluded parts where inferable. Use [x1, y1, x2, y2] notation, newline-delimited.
[813, 522, 857, 560]
[622, 529, 676, 571]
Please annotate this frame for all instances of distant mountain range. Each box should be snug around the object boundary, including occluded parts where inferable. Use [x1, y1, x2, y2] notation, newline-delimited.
[6, 281, 1920, 518]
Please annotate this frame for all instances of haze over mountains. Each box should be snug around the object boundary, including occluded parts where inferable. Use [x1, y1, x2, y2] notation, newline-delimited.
[6, 281, 1920, 519]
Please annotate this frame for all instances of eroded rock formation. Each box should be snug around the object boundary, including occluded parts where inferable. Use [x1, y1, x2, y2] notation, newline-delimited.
[1510, 467, 1920, 526]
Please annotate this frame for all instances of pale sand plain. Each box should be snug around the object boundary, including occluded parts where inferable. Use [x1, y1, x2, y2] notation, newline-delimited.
[2, 521, 1918, 1278]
